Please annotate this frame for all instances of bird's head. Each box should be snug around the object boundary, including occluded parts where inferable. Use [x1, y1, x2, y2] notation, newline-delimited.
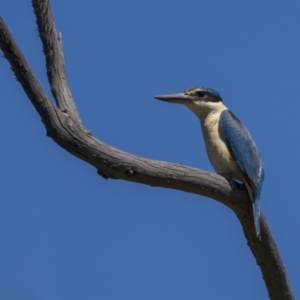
[154, 86, 224, 119]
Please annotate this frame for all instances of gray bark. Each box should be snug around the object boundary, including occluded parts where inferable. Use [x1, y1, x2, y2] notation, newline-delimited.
[0, 1, 294, 299]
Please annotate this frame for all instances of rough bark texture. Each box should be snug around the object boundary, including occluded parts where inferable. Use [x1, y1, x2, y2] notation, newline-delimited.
[0, 1, 294, 299]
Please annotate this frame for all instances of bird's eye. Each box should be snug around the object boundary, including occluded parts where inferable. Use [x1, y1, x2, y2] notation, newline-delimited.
[196, 91, 205, 97]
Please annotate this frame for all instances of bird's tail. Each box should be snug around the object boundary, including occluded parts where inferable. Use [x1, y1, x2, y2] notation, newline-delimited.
[252, 199, 260, 239]
[244, 181, 261, 239]
[253, 168, 264, 239]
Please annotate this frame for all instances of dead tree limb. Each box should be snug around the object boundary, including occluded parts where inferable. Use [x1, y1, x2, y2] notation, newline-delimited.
[0, 1, 294, 299]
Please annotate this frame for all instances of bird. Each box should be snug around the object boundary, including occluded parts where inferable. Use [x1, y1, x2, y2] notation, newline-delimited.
[154, 86, 264, 238]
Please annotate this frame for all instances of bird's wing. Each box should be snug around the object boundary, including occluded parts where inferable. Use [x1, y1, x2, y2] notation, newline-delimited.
[219, 110, 264, 198]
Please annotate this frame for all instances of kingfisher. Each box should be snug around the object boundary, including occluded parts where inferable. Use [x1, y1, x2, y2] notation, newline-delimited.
[154, 86, 264, 237]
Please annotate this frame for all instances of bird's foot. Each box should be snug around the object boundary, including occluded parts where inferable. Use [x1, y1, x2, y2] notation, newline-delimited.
[217, 172, 238, 192]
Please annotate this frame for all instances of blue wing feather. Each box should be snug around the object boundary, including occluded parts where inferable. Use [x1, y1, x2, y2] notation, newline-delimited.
[219, 110, 264, 236]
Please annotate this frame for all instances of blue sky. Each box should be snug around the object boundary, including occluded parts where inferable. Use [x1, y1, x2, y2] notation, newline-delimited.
[1, 1, 299, 299]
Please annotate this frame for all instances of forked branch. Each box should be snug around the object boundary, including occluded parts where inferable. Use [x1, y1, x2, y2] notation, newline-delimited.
[0, 1, 294, 299]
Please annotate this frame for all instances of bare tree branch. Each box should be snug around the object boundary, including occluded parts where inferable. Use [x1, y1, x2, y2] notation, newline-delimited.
[0, 1, 294, 299]
[32, 0, 82, 123]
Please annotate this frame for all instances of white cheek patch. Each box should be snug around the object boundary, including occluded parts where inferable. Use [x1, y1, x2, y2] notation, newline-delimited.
[184, 101, 227, 120]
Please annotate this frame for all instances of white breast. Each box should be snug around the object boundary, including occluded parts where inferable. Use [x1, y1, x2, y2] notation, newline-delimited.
[200, 111, 239, 175]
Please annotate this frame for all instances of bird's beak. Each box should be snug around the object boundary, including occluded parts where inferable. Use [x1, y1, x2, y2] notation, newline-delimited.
[154, 93, 193, 104]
